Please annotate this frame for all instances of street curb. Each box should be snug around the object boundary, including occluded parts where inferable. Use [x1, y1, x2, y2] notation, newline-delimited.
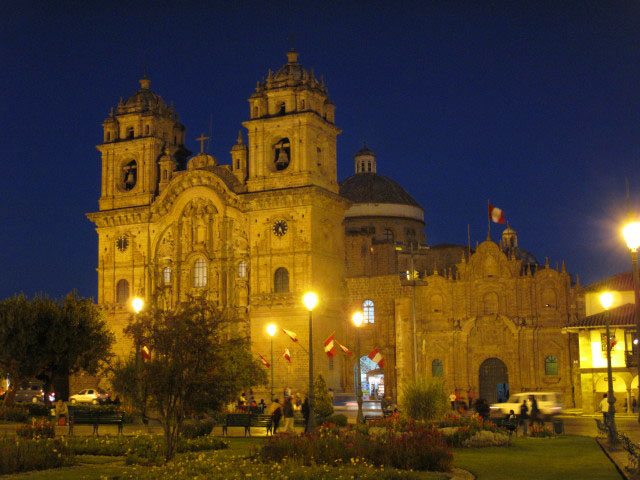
[596, 438, 629, 480]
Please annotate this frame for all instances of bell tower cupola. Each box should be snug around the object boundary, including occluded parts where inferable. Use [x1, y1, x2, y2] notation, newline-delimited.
[501, 224, 518, 251]
[243, 49, 341, 193]
[354, 145, 377, 173]
[97, 76, 188, 211]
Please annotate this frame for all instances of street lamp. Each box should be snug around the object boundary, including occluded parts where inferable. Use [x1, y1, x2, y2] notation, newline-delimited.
[131, 296, 144, 370]
[132, 297, 144, 314]
[267, 323, 277, 401]
[622, 221, 640, 424]
[352, 311, 364, 424]
[600, 291, 619, 444]
[303, 292, 318, 431]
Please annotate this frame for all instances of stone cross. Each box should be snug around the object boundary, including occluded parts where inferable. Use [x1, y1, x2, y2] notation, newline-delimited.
[195, 133, 210, 154]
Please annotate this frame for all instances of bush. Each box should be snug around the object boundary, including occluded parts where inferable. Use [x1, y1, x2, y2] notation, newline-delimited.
[323, 414, 348, 426]
[260, 422, 452, 472]
[26, 403, 51, 417]
[0, 437, 73, 475]
[401, 377, 448, 422]
[0, 406, 29, 422]
[529, 424, 554, 438]
[314, 374, 334, 418]
[181, 418, 216, 439]
[16, 418, 56, 439]
[461, 430, 510, 447]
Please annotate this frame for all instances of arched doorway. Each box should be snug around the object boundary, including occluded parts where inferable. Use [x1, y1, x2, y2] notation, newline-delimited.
[354, 356, 384, 399]
[479, 358, 508, 404]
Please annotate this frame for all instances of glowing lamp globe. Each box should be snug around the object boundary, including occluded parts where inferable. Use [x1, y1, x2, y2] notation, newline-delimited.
[599, 292, 614, 311]
[303, 292, 318, 311]
[266, 323, 277, 337]
[352, 312, 364, 327]
[131, 297, 144, 313]
[623, 222, 640, 251]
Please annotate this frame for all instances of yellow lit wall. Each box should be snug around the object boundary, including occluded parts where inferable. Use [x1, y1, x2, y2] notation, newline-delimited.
[586, 329, 626, 368]
[585, 291, 635, 316]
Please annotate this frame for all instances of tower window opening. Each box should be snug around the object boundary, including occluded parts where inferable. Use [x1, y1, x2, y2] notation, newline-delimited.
[145, 125, 150, 135]
[192, 258, 207, 288]
[279, 102, 286, 115]
[273, 138, 291, 171]
[173, 136, 177, 144]
[367, 161, 371, 172]
[363, 299, 374, 323]
[126, 127, 134, 139]
[121, 160, 138, 191]
[116, 279, 129, 304]
[106, 132, 111, 142]
[162, 267, 172, 285]
[253, 106, 258, 118]
[301, 99, 305, 109]
[274, 267, 289, 293]
[162, 170, 167, 181]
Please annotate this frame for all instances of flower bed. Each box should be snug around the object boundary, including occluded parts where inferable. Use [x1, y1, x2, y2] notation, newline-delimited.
[16, 418, 56, 439]
[260, 422, 453, 472]
[67, 433, 227, 464]
[0, 437, 73, 475]
[122, 452, 446, 479]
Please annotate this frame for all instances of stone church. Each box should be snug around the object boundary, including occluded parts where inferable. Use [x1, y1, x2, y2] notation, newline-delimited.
[87, 50, 582, 407]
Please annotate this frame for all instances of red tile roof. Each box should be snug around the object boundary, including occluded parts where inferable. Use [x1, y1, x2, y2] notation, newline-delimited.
[585, 271, 635, 292]
[568, 303, 638, 328]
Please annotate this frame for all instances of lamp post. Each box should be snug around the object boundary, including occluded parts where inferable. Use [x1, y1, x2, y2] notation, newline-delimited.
[303, 292, 318, 431]
[131, 297, 144, 373]
[600, 292, 619, 444]
[267, 323, 277, 401]
[622, 221, 640, 424]
[352, 311, 364, 424]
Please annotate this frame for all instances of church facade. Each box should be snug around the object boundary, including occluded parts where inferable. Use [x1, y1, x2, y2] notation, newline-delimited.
[87, 51, 582, 407]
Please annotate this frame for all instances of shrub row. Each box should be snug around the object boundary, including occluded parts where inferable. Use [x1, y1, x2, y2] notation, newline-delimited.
[0, 437, 73, 475]
[16, 419, 56, 439]
[0, 404, 50, 422]
[260, 422, 453, 472]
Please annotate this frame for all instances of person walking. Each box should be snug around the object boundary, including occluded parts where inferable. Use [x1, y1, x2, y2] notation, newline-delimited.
[519, 398, 529, 436]
[302, 396, 310, 433]
[529, 395, 541, 428]
[449, 392, 457, 411]
[267, 398, 282, 434]
[282, 396, 295, 433]
[600, 394, 610, 425]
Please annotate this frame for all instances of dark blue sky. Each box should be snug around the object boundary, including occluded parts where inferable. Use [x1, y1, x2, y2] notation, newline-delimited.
[2, 1, 640, 300]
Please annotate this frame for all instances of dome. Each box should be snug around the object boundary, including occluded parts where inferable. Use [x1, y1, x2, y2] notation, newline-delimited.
[118, 77, 170, 115]
[257, 50, 327, 94]
[339, 173, 421, 208]
[355, 145, 375, 157]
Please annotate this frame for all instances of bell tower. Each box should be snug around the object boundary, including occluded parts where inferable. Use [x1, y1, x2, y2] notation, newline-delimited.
[98, 76, 188, 211]
[243, 50, 340, 193]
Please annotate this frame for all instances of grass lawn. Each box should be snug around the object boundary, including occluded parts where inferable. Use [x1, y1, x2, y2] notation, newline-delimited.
[453, 435, 620, 480]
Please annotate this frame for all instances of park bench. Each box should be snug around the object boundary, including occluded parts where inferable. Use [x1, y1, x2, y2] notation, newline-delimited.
[251, 414, 273, 435]
[68, 407, 124, 436]
[222, 413, 252, 436]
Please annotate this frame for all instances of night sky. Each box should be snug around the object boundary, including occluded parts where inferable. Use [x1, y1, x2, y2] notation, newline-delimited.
[2, 1, 640, 300]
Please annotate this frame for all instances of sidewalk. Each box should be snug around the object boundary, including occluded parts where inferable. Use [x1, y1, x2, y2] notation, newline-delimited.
[561, 408, 637, 418]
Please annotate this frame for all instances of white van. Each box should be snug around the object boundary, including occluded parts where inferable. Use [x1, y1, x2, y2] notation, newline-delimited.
[490, 392, 563, 419]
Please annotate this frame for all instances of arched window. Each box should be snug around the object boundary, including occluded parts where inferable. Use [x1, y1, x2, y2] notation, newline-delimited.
[238, 261, 248, 278]
[274, 267, 289, 293]
[544, 355, 558, 375]
[192, 258, 207, 287]
[106, 132, 111, 142]
[432, 359, 444, 377]
[383, 228, 394, 242]
[121, 160, 137, 191]
[279, 102, 286, 115]
[273, 138, 291, 171]
[162, 267, 172, 285]
[542, 288, 557, 308]
[116, 279, 129, 304]
[363, 299, 375, 323]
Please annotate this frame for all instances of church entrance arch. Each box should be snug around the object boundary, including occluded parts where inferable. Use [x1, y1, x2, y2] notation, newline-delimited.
[354, 356, 384, 399]
[479, 358, 509, 404]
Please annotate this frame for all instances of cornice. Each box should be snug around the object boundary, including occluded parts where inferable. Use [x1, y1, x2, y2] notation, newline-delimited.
[86, 206, 150, 227]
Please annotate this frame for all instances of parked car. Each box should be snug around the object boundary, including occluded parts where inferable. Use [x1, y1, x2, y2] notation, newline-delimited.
[490, 391, 563, 419]
[69, 388, 109, 405]
[14, 382, 55, 404]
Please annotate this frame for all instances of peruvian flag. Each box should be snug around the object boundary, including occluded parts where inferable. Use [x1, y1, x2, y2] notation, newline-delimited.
[282, 348, 291, 362]
[488, 204, 505, 224]
[336, 339, 353, 356]
[258, 354, 271, 368]
[141, 345, 151, 361]
[324, 333, 336, 358]
[282, 328, 298, 342]
[368, 348, 385, 368]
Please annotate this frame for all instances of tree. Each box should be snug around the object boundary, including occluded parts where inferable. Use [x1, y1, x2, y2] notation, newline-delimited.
[0, 293, 114, 406]
[314, 373, 333, 418]
[110, 298, 266, 461]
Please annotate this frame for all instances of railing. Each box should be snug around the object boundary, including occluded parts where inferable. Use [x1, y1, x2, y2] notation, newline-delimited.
[625, 350, 638, 368]
[595, 418, 640, 475]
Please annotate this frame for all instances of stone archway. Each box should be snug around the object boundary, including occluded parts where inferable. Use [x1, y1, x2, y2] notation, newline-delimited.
[479, 358, 509, 404]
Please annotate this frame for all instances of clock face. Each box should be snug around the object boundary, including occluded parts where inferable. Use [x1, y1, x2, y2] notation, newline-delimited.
[116, 236, 129, 252]
[272, 220, 288, 237]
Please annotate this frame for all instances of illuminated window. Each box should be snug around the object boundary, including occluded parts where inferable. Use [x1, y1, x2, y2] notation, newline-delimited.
[544, 355, 558, 375]
[274, 267, 289, 293]
[383, 228, 394, 242]
[193, 258, 207, 287]
[238, 261, 248, 278]
[432, 359, 444, 377]
[162, 267, 171, 285]
[116, 279, 129, 304]
[363, 299, 374, 323]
